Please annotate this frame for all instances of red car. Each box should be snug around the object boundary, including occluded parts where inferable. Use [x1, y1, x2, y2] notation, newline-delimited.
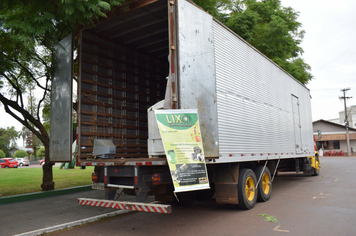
[0, 158, 19, 168]
[39, 159, 45, 166]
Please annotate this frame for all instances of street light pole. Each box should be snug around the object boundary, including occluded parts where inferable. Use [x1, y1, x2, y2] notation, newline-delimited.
[339, 88, 352, 156]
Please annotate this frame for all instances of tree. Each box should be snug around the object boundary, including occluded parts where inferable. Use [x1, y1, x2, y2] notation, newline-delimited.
[18, 126, 27, 147]
[0, 126, 19, 156]
[24, 86, 42, 160]
[0, 0, 126, 191]
[37, 147, 46, 158]
[193, 0, 312, 84]
[191, 0, 231, 22]
[14, 149, 28, 158]
[24, 126, 42, 160]
[0, 149, 5, 158]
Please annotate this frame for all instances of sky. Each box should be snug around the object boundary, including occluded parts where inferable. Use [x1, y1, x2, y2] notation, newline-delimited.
[280, 0, 356, 121]
[1, 0, 356, 145]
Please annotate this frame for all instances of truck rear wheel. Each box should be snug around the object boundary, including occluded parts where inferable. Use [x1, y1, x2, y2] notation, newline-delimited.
[254, 166, 272, 202]
[238, 168, 257, 210]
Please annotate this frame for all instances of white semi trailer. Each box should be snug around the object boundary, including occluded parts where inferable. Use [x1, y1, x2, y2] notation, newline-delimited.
[50, 0, 320, 213]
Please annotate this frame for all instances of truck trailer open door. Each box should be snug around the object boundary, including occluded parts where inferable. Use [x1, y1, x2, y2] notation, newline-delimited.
[50, 33, 73, 162]
[176, 0, 219, 158]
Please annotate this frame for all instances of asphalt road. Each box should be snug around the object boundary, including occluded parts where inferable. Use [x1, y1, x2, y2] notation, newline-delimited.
[18, 164, 41, 168]
[1, 156, 355, 236]
[48, 156, 356, 236]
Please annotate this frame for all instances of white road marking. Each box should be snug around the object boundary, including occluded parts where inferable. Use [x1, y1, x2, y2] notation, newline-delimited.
[273, 225, 290, 232]
[313, 193, 330, 199]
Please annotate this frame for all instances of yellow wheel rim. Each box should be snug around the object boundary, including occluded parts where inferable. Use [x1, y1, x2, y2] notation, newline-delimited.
[245, 177, 255, 201]
[315, 157, 320, 172]
[262, 173, 270, 195]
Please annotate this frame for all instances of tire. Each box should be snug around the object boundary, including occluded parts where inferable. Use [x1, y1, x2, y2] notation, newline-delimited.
[5, 166, 9, 168]
[20, 163, 23, 167]
[254, 166, 272, 202]
[238, 168, 258, 210]
[312, 155, 320, 176]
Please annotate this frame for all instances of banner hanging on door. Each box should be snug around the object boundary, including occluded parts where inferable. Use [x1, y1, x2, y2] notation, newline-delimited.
[155, 109, 209, 192]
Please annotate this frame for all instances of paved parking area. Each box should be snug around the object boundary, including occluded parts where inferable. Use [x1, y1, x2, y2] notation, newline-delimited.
[0, 189, 137, 236]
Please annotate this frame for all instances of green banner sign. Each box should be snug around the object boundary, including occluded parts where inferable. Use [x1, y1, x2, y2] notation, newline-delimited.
[155, 109, 209, 193]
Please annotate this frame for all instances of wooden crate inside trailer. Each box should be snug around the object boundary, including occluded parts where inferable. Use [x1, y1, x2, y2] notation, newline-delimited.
[77, 1, 170, 161]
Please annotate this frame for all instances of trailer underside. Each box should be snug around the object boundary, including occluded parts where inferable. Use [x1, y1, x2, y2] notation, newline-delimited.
[83, 155, 319, 213]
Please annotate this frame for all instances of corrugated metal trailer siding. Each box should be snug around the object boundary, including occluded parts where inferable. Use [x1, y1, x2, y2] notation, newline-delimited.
[212, 20, 313, 163]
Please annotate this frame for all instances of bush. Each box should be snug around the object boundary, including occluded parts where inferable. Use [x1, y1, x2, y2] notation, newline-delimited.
[37, 147, 46, 157]
[14, 150, 28, 158]
[0, 150, 5, 158]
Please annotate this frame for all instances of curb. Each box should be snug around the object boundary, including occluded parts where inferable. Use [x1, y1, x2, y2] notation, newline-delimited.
[14, 209, 131, 236]
[0, 185, 92, 205]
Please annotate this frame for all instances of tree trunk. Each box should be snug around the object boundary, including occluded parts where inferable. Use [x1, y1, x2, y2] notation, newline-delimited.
[41, 144, 54, 191]
[33, 146, 38, 161]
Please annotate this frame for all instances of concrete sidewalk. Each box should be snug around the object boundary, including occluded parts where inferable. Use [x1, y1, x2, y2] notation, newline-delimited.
[0, 189, 140, 236]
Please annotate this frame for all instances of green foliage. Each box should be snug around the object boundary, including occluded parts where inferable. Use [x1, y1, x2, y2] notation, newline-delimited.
[258, 214, 279, 223]
[37, 147, 46, 157]
[0, 0, 126, 191]
[14, 149, 28, 158]
[0, 149, 5, 158]
[191, 0, 231, 22]
[0, 128, 10, 152]
[30, 154, 38, 162]
[193, 0, 312, 84]
[30, 152, 41, 162]
[1, 0, 124, 54]
[0, 0, 127, 127]
[0, 126, 19, 155]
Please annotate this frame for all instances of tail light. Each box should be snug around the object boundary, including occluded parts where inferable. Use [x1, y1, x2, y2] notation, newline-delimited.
[152, 173, 161, 185]
[92, 173, 98, 183]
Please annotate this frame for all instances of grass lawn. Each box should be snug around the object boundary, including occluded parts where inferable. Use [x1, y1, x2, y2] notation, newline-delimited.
[0, 166, 94, 197]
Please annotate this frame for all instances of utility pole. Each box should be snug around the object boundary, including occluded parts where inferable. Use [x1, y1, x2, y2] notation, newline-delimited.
[339, 88, 352, 156]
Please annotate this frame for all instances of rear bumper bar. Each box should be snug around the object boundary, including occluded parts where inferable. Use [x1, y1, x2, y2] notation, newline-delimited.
[78, 198, 172, 214]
